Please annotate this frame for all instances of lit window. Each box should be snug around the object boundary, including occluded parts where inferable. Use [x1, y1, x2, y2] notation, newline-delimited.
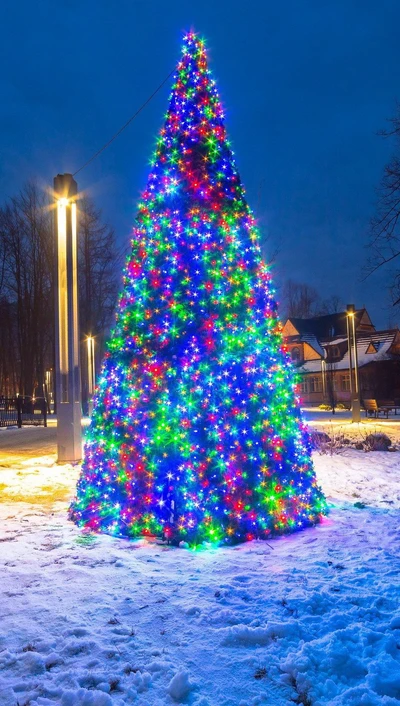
[340, 375, 350, 391]
[291, 346, 301, 362]
[299, 379, 308, 393]
[309, 376, 322, 393]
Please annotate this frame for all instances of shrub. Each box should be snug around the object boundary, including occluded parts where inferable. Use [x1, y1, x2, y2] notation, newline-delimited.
[309, 430, 331, 449]
[363, 433, 392, 451]
[309, 429, 349, 455]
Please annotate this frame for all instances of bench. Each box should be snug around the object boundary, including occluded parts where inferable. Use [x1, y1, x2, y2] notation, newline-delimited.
[377, 400, 400, 416]
[363, 399, 389, 418]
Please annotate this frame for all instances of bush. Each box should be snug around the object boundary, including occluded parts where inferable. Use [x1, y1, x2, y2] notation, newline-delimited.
[309, 430, 331, 449]
[363, 433, 392, 451]
[317, 402, 349, 411]
[310, 429, 349, 455]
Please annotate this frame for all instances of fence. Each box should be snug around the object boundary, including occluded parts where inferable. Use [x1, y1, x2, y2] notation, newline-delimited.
[0, 396, 47, 428]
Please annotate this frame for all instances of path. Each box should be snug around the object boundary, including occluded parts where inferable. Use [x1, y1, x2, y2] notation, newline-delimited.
[0, 427, 57, 465]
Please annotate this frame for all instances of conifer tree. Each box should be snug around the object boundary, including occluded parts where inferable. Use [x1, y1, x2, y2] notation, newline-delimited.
[70, 32, 327, 545]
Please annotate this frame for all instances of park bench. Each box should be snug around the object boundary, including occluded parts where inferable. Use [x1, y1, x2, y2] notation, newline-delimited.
[363, 399, 389, 418]
[377, 400, 400, 415]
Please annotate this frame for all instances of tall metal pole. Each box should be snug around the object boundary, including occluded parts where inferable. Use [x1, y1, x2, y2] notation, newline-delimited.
[87, 335, 95, 416]
[54, 174, 82, 462]
[347, 304, 361, 422]
[321, 359, 326, 400]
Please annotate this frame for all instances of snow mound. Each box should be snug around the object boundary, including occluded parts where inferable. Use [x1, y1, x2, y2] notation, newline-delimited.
[61, 688, 113, 706]
[167, 670, 194, 701]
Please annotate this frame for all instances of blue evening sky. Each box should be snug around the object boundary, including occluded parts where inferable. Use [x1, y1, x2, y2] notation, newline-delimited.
[1, 0, 400, 326]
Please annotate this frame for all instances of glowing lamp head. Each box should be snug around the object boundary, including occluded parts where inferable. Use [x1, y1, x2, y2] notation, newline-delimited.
[58, 197, 69, 207]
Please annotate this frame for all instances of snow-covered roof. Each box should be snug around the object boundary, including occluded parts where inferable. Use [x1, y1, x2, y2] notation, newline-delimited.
[286, 334, 325, 359]
[300, 334, 325, 358]
[285, 309, 371, 338]
[298, 329, 399, 374]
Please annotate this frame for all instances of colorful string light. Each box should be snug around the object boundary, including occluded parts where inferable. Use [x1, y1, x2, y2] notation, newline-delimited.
[70, 32, 327, 546]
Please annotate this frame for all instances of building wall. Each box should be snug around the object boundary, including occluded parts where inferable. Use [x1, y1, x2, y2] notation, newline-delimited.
[298, 361, 400, 406]
[282, 321, 299, 337]
[299, 371, 350, 406]
[303, 343, 320, 360]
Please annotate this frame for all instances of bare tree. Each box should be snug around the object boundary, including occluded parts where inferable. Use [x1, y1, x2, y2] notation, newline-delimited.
[367, 104, 400, 305]
[78, 196, 119, 411]
[281, 279, 321, 319]
[281, 280, 343, 320]
[0, 184, 119, 402]
[0, 182, 53, 397]
[0, 298, 18, 395]
[78, 195, 118, 340]
[318, 294, 344, 315]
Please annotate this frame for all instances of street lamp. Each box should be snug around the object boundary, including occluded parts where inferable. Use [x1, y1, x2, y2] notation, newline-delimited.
[321, 357, 327, 400]
[54, 174, 82, 462]
[87, 335, 95, 416]
[346, 304, 361, 423]
[45, 368, 53, 413]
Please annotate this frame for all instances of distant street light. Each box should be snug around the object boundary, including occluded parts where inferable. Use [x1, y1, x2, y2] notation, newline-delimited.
[87, 335, 95, 416]
[54, 174, 82, 462]
[346, 304, 361, 423]
[45, 368, 54, 413]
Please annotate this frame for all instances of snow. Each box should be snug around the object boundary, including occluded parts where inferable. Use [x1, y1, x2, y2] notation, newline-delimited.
[0, 419, 399, 705]
[298, 329, 397, 373]
[167, 670, 194, 700]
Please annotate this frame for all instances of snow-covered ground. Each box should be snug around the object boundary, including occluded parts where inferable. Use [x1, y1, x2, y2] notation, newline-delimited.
[0, 424, 399, 706]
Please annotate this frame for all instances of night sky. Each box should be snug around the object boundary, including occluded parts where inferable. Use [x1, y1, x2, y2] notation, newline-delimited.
[2, 0, 400, 327]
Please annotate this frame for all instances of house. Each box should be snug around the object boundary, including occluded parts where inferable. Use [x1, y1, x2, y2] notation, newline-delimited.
[282, 309, 400, 406]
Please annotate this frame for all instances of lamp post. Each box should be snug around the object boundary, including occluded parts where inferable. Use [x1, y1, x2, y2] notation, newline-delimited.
[346, 304, 361, 423]
[87, 335, 95, 416]
[321, 358, 327, 400]
[45, 368, 53, 413]
[54, 174, 82, 462]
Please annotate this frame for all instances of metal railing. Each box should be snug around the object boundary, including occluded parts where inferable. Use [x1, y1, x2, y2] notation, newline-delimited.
[0, 396, 47, 428]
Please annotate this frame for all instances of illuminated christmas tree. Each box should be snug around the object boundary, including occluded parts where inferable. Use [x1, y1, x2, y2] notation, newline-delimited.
[70, 32, 327, 545]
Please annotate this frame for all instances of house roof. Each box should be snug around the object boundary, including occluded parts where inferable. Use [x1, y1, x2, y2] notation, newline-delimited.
[285, 309, 372, 339]
[287, 334, 324, 359]
[298, 329, 400, 374]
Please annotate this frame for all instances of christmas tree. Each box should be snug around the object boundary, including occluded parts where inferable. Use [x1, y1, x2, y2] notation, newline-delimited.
[70, 32, 327, 545]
